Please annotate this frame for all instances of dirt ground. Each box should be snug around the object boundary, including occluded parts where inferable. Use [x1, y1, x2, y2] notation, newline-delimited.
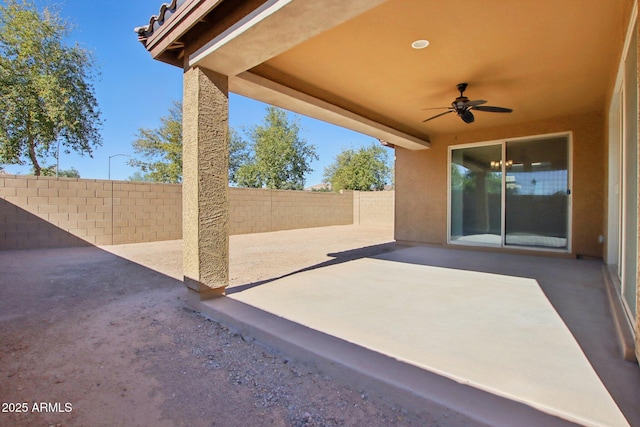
[0, 225, 444, 426]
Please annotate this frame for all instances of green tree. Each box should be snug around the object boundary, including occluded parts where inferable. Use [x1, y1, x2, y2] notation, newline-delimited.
[460, 170, 502, 194]
[129, 101, 183, 183]
[36, 165, 80, 177]
[228, 128, 250, 185]
[235, 106, 318, 190]
[0, 0, 102, 176]
[323, 142, 392, 191]
[451, 164, 465, 191]
[127, 171, 153, 182]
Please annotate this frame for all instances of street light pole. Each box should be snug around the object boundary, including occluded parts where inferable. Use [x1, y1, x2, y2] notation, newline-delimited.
[56, 140, 60, 177]
[108, 154, 129, 244]
[108, 153, 129, 180]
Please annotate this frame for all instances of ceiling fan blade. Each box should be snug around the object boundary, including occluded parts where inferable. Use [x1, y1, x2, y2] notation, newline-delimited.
[461, 110, 475, 123]
[473, 105, 513, 113]
[421, 106, 450, 111]
[466, 99, 487, 107]
[423, 110, 453, 122]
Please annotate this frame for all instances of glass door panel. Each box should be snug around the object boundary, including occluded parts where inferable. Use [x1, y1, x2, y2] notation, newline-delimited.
[622, 22, 638, 320]
[450, 144, 502, 245]
[504, 137, 569, 249]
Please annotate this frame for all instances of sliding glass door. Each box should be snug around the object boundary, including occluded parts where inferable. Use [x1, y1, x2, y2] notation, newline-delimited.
[450, 144, 502, 245]
[619, 20, 638, 321]
[450, 134, 570, 251]
[504, 137, 569, 249]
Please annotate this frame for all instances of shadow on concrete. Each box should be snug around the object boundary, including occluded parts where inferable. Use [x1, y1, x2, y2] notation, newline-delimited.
[0, 198, 91, 250]
[372, 246, 640, 427]
[226, 242, 397, 295]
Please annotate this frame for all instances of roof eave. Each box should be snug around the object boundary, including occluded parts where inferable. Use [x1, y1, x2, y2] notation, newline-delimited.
[137, 0, 225, 67]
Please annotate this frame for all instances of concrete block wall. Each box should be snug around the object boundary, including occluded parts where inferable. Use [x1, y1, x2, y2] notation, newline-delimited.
[111, 181, 182, 244]
[353, 190, 395, 227]
[1, 175, 393, 250]
[0, 175, 182, 250]
[228, 187, 273, 234]
[228, 187, 353, 235]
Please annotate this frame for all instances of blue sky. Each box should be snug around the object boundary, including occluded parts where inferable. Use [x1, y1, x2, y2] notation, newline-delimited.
[3, 0, 378, 185]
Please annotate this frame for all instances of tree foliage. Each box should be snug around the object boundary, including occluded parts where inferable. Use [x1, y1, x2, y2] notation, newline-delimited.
[36, 165, 80, 177]
[235, 106, 318, 190]
[228, 127, 250, 185]
[127, 170, 153, 182]
[129, 104, 316, 188]
[451, 164, 502, 194]
[129, 101, 183, 183]
[323, 142, 392, 191]
[0, 0, 102, 176]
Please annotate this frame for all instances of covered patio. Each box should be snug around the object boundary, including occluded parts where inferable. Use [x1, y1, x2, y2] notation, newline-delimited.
[134, 0, 640, 425]
[94, 225, 640, 425]
[193, 238, 637, 426]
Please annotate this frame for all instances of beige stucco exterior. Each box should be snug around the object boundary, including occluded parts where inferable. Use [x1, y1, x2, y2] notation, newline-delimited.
[395, 111, 605, 258]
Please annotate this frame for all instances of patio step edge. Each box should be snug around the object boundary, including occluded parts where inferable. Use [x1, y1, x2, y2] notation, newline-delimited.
[185, 290, 579, 427]
[602, 265, 637, 362]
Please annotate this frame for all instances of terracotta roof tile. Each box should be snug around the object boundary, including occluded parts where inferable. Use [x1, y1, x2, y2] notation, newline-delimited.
[134, 0, 185, 41]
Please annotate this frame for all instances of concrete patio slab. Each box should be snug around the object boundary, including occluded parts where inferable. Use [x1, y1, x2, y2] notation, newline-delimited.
[221, 245, 630, 427]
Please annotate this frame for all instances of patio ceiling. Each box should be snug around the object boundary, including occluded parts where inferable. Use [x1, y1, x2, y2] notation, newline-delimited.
[140, 0, 628, 149]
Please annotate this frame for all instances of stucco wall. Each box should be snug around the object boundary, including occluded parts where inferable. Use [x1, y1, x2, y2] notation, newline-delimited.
[0, 175, 393, 249]
[395, 111, 605, 258]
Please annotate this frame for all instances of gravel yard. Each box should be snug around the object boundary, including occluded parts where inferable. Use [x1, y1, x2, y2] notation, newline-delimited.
[0, 225, 444, 426]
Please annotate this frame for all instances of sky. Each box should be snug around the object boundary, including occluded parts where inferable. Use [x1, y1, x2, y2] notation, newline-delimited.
[2, 0, 379, 186]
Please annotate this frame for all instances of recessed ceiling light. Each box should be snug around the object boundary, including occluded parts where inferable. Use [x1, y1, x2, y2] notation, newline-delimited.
[411, 39, 430, 49]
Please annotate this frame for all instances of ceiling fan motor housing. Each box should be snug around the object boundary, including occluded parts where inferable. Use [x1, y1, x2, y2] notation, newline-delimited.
[453, 97, 469, 113]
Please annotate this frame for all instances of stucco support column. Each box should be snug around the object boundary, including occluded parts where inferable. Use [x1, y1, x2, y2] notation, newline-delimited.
[182, 66, 229, 299]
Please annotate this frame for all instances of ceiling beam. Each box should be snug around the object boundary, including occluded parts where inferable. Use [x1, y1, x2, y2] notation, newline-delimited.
[230, 72, 431, 150]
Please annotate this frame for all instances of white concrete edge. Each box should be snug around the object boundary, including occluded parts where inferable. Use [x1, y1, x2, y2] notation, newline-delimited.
[189, 0, 290, 68]
[185, 291, 578, 427]
[230, 72, 431, 150]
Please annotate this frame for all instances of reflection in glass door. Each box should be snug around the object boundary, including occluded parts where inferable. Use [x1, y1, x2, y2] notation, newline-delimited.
[621, 21, 638, 320]
[450, 134, 570, 250]
[505, 137, 569, 249]
[450, 144, 502, 245]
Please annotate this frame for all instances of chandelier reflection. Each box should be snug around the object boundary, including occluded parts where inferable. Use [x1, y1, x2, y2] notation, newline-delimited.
[490, 159, 513, 170]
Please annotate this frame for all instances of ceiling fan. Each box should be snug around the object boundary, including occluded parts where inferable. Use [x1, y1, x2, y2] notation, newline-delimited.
[423, 83, 513, 124]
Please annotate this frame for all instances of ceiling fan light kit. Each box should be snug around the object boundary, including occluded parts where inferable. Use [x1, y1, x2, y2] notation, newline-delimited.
[423, 83, 513, 124]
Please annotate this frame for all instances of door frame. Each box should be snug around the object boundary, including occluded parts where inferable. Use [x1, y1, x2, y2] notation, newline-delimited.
[447, 131, 573, 253]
